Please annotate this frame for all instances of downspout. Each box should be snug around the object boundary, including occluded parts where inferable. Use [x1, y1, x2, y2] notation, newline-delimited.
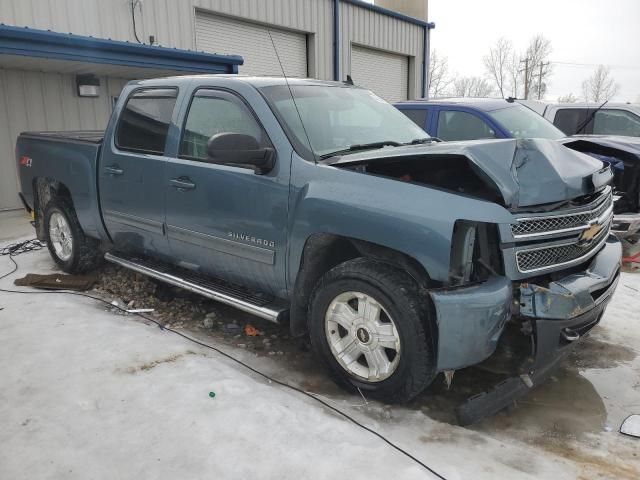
[422, 22, 436, 99]
[333, 0, 340, 81]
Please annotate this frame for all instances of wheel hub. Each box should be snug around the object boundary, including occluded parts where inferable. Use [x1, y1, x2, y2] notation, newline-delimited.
[356, 327, 372, 345]
[49, 211, 73, 261]
[325, 291, 401, 382]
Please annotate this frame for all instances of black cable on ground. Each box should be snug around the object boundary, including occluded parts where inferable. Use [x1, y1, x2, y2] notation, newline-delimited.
[0, 242, 447, 480]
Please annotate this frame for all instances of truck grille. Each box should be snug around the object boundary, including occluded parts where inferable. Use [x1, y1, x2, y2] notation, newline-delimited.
[511, 190, 612, 237]
[515, 221, 610, 273]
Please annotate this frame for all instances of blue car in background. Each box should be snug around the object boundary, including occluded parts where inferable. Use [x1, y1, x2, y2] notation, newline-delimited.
[395, 98, 640, 238]
[395, 98, 564, 142]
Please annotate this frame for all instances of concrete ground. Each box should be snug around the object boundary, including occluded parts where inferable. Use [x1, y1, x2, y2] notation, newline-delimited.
[1, 210, 639, 479]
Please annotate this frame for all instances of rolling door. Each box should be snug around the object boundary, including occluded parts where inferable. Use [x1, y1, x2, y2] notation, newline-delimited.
[350, 45, 409, 102]
[195, 12, 307, 77]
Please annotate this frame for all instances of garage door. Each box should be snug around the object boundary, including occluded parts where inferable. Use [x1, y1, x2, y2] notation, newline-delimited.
[195, 13, 307, 77]
[350, 46, 409, 102]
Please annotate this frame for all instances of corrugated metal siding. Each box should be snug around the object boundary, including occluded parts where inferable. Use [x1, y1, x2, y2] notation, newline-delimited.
[0, 0, 426, 208]
[0, 0, 423, 87]
[351, 45, 408, 102]
[0, 0, 334, 79]
[340, 1, 423, 98]
[0, 69, 128, 210]
[195, 12, 308, 77]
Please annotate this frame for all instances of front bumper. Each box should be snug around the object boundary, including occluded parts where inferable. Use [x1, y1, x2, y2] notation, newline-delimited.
[429, 235, 622, 372]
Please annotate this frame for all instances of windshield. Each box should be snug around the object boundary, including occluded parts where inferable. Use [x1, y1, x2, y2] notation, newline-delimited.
[260, 85, 429, 158]
[489, 104, 565, 140]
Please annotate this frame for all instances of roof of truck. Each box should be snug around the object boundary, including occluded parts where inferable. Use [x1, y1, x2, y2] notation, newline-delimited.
[132, 75, 359, 89]
[395, 97, 518, 112]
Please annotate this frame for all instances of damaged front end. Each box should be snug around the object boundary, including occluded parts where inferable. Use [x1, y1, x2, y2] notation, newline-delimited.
[329, 138, 622, 424]
[452, 186, 622, 425]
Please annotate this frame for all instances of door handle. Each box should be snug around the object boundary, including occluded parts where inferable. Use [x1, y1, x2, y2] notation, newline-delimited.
[170, 177, 196, 191]
[104, 165, 124, 176]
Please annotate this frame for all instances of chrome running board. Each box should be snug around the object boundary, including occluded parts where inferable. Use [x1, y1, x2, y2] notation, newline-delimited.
[104, 252, 288, 323]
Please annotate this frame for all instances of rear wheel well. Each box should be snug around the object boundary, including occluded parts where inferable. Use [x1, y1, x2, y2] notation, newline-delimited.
[33, 177, 74, 240]
[289, 233, 434, 337]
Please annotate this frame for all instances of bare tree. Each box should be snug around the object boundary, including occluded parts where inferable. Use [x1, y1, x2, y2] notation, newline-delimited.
[522, 35, 553, 99]
[452, 76, 494, 97]
[506, 50, 521, 98]
[581, 65, 620, 102]
[428, 49, 452, 98]
[483, 37, 513, 98]
[557, 93, 579, 103]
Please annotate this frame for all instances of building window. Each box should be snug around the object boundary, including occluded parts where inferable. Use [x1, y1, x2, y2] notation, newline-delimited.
[115, 88, 178, 155]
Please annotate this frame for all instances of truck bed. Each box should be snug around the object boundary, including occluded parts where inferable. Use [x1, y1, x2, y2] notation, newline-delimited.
[20, 130, 104, 144]
[16, 129, 105, 241]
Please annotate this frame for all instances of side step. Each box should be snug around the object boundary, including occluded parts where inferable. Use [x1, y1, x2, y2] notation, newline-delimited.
[104, 252, 289, 323]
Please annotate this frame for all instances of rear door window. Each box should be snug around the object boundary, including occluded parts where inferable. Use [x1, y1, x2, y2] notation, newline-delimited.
[436, 110, 496, 141]
[179, 89, 269, 161]
[399, 108, 428, 129]
[116, 88, 178, 155]
[553, 108, 593, 135]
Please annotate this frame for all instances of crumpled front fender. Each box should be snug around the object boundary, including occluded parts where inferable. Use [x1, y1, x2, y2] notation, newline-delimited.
[519, 236, 621, 320]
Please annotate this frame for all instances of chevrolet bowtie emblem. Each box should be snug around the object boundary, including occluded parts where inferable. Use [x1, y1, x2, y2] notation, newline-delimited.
[578, 221, 603, 244]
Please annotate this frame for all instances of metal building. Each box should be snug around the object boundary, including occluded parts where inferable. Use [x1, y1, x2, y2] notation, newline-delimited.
[0, 0, 433, 211]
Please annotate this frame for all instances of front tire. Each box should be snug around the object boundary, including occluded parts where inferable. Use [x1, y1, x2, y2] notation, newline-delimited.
[43, 198, 102, 273]
[309, 258, 436, 403]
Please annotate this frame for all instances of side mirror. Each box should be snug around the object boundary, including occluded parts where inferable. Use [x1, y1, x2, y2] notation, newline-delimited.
[206, 133, 275, 175]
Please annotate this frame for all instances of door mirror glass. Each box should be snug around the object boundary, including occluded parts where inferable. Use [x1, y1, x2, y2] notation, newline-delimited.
[207, 133, 275, 174]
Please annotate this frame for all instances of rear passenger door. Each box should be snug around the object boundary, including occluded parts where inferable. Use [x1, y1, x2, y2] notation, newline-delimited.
[434, 108, 497, 141]
[164, 88, 290, 297]
[100, 87, 179, 256]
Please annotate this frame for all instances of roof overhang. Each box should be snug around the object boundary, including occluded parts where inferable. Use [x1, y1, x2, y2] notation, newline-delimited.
[0, 24, 244, 77]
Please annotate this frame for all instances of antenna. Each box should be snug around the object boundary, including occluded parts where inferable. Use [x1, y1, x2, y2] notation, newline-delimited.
[267, 30, 318, 163]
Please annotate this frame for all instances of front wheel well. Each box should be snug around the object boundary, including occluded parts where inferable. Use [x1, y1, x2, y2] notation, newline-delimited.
[289, 233, 434, 337]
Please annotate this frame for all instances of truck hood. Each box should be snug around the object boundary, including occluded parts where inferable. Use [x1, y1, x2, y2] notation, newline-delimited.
[325, 138, 612, 209]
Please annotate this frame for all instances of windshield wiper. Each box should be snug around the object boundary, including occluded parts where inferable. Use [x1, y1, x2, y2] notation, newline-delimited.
[319, 141, 402, 159]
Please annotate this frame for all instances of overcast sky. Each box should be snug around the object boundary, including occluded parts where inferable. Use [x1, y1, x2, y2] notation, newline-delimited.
[426, 0, 640, 102]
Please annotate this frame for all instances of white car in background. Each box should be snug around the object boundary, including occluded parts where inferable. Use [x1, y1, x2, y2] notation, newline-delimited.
[518, 100, 640, 137]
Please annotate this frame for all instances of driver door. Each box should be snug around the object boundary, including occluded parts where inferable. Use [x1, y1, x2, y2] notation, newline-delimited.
[164, 88, 289, 297]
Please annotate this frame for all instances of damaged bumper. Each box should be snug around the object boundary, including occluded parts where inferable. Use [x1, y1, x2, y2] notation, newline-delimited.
[449, 236, 621, 425]
[430, 235, 621, 373]
[519, 236, 621, 322]
[429, 277, 512, 371]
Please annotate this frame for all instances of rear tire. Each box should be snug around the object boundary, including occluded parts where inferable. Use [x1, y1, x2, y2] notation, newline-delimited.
[43, 198, 102, 273]
[309, 258, 436, 403]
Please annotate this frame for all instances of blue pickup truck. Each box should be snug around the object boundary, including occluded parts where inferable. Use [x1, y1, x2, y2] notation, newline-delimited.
[395, 98, 640, 237]
[16, 76, 621, 424]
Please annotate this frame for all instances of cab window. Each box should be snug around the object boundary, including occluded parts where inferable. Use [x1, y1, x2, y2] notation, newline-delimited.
[436, 110, 496, 141]
[116, 88, 178, 155]
[593, 109, 640, 137]
[553, 108, 592, 135]
[399, 108, 428, 129]
[179, 90, 268, 161]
